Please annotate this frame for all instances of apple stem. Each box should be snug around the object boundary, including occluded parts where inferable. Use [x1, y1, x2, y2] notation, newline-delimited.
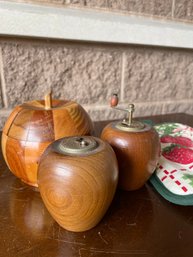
[45, 91, 52, 109]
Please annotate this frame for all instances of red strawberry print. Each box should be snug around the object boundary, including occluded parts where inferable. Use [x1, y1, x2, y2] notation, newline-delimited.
[160, 135, 176, 144]
[161, 135, 193, 147]
[175, 137, 193, 147]
[163, 145, 193, 165]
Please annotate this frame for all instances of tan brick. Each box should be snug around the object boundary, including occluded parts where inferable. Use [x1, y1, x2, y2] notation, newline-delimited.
[174, 0, 193, 21]
[67, 0, 173, 18]
[163, 100, 193, 115]
[0, 49, 4, 108]
[34, 0, 64, 3]
[4, 0, 65, 4]
[1, 41, 121, 107]
[2, 0, 173, 20]
[123, 47, 193, 103]
[0, 83, 3, 108]
[0, 109, 12, 130]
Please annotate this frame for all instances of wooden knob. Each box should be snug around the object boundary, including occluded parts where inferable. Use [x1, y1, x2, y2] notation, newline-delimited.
[110, 94, 118, 107]
[44, 91, 52, 109]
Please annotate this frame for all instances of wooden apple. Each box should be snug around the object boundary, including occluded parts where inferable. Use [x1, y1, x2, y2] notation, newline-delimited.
[38, 136, 118, 232]
[2, 93, 94, 187]
[101, 95, 160, 191]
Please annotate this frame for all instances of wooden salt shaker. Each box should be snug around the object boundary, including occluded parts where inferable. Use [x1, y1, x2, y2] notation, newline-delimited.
[101, 94, 160, 191]
[38, 136, 118, 232]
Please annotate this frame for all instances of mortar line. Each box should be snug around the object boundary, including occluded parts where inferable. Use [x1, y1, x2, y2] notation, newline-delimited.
[0, 47, 8, 108]
[120, 51, 126, 102]
[172, 0, 176, 19]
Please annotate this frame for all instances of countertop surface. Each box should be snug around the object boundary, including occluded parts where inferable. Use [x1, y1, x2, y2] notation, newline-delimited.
[1, 113, 193, 257]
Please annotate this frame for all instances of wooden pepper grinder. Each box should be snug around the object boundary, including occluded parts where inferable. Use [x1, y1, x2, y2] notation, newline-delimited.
[101, 94, 160, 191]
[38, 136, 118, 232]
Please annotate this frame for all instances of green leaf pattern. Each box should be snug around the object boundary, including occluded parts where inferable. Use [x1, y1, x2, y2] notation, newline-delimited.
[182, 174, 193, 188]
[154, 123, 182, 137]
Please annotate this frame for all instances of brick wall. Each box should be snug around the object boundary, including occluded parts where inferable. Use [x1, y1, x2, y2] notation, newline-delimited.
[0, 0, 193, 129]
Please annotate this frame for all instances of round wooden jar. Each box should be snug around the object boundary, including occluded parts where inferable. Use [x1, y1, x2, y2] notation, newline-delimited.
[38, 136, 118, 232]
[2, 98, 94, 187]
[101, 121, 160, 191]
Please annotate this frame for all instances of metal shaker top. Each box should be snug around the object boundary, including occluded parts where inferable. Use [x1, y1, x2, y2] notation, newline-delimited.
[56, 136, 99, 156]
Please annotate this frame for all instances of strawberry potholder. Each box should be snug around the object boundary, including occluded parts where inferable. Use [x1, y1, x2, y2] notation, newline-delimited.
[150, 122, 193, 205]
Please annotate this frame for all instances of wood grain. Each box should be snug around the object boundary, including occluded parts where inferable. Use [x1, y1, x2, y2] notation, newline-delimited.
[101, 123, 160, 191]
[6, 137, 26, 182]
[52, 102, 94, 139]
[2, 100, 94, 187]
[24, 141, 50, 186]
[2, 105, 23, 135]
[38, 138, 118, 232]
